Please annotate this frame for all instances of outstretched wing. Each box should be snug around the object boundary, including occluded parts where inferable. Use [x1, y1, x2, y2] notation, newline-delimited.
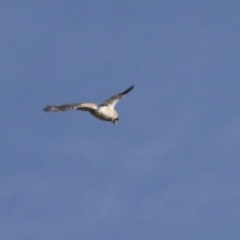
[99, 85, 134, 109]
[43, 103, 98, 112]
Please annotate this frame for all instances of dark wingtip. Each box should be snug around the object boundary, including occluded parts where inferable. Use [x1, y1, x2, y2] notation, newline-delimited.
[122, 85, 134, 95]
[43, 106, 56, 112]
[129, 85, 134, 90]
[43, 106, 48, 112]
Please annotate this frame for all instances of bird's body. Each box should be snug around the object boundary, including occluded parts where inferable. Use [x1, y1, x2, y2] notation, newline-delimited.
[90, 106, 118, 122]
[43, 85, 134, 124]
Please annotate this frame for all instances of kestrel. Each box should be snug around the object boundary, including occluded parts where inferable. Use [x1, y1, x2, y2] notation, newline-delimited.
[43, 85, 134, 124]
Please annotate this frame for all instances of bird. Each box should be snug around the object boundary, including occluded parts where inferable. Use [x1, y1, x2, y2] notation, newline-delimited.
[43, 85, 134, 124]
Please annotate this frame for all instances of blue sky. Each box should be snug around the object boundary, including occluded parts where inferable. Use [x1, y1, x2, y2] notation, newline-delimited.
[1, 1, 240, 239]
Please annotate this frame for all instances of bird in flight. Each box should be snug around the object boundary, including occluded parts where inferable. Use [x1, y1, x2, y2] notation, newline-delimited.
[43, 85, 134, 124]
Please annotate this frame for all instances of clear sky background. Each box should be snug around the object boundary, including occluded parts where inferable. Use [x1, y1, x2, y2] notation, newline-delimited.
[1, 1, 240, 240]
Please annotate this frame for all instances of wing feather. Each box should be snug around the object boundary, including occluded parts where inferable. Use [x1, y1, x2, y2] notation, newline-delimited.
[43, 103, 97, 112]
[99, 85, 134, 108]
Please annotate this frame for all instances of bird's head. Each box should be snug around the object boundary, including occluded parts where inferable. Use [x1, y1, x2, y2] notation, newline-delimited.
[113, 117, 119, 125]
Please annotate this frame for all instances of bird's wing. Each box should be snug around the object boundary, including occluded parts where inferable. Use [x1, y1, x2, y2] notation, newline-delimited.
[99, 85, 134, 109]
[43, 103, 98, 112]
